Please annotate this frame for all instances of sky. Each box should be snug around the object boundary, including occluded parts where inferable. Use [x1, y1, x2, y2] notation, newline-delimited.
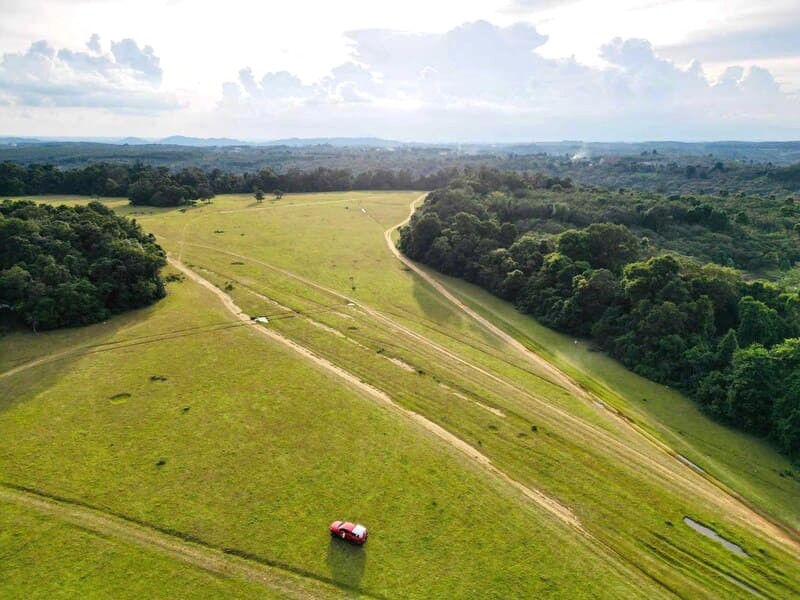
[0, 0, 799, 142]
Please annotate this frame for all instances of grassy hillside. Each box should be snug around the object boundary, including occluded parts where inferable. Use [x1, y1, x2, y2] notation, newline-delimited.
[0, 500, 280, 599]
[1, 191, 798, 597]
[0, 257, 655, 597]
[431, 270, 800, 530]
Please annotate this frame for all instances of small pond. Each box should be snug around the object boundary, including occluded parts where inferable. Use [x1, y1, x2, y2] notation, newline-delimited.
[683, 517, 748, 557]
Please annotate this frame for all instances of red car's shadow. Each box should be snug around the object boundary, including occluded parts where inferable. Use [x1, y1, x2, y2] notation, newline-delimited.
[327, 537, 366, 589]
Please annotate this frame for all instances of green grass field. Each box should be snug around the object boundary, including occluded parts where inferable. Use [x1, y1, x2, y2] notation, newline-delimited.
[0, 500, 279, 599]
[429, 272, 800, 531]
[0, 256, 653, 597]
[2, 192, 799, 598]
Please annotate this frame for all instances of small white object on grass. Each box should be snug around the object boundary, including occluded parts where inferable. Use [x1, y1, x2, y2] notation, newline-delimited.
[253, 316, 269, 324]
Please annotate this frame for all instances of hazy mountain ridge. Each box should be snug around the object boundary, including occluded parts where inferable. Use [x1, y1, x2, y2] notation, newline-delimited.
[2, 136, 800, 162]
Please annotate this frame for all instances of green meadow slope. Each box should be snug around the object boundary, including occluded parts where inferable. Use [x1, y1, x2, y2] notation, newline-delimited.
[1, 192, 798, 598]
[0, 498, 288, 599]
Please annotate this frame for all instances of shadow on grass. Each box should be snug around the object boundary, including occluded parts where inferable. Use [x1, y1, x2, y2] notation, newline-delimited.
[0, 292, 173, 415]
[409, 266, 462, 328]
[326, 536, 366, 589]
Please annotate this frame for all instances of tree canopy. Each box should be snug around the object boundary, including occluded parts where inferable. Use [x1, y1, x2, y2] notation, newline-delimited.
[0, 200, 166, 330]
[399, 171, 800, 459]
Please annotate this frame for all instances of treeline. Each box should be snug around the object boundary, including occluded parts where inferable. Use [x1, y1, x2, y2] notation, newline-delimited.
[0, 200, 166, 330]
[400, 170, 799, 273]
[0, 161, 567, 207]
[3, 141, 800, 197]
[399, 173, 800, 458]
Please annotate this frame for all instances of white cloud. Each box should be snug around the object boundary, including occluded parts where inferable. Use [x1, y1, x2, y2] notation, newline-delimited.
[110, 38, 162, 84]
[1, 2, 799, 140]
[216, 20, 800, 141]
[659, 1, 800, 63]
[0, 35, 180, 111]
[86, 33, 101, 54]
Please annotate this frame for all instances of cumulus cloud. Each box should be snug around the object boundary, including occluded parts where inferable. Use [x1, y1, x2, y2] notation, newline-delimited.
[218, 20, 800, 140]
[660, 0, 800, 64]
[86, 33, 101, 54]
[0, 35, 179, 111]
[110, 38, 162, 84]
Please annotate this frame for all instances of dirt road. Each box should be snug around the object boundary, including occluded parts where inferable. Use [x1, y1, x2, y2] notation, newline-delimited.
[387, 195, 800, 555]
[385, 195, 590, 400]
[168, 256, 586, 535]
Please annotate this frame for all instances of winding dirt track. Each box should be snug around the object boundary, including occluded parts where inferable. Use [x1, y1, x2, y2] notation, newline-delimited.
[389, 196, 800, 555]
[167, 256, 585, 534]
[1, 348, 80, 380]
[3, 193, 798, 596]
[385, 196, 588, 400]
[171, 198, 798, 554]
[0, 322, 244, 380]
[0, 486, 343, 599]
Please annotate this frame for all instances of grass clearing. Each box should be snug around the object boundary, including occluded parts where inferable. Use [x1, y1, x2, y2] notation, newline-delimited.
[430, 271, 800, 531]
[2, 191, 799, 597]
[0, 256, 656, 598]
[0, 499, 281, 599]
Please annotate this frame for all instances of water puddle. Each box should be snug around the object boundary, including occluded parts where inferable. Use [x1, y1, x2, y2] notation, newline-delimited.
[683, 517, 748, 557]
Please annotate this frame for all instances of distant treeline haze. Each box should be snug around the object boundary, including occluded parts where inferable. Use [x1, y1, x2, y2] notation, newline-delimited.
[2, 158, 798, 206]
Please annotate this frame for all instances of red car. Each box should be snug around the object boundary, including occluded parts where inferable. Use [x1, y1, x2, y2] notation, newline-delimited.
[329, 520, 368, 545]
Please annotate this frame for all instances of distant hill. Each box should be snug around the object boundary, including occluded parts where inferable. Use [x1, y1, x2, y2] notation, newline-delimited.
[120, 137, 153, 145]
[0, 137, 41, 146]
[156, 136, 249, 147]
[152, 136, 405, 148]
[3, 136, 799, 159]
[259, 137, 403, 148]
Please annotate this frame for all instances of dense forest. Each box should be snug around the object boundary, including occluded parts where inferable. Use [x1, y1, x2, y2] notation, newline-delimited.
[2, 140, 800, 198]
[0, 161, 470, 206]
[7, 156, 796, 210]
[399, 171, 800, 458]
[0, 200, 166, 330]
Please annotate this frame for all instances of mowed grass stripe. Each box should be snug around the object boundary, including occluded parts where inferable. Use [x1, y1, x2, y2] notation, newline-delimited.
[5, 192, 798, 597]
[161, 193, 800, 593]
[0, 485, 350, 599]
[1, 242, 660, 597]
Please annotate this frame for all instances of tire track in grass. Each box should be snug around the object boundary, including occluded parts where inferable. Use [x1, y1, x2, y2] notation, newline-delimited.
[389, 196, 800, 555]
[0, 485, 353, 599]
[167, 256, 587, 537]
[171, 200, 799, 554]
[0, 322, 246, 380]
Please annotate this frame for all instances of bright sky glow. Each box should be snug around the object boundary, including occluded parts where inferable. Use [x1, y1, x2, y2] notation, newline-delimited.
[0, 0, 798, 140]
